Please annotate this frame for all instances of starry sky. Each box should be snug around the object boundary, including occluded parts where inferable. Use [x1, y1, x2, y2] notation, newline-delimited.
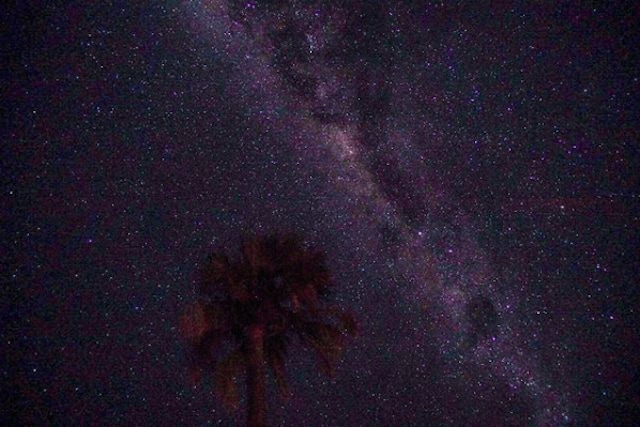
[2, 1, 639, 425]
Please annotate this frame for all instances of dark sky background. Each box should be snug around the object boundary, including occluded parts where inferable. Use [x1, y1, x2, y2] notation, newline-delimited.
[2, 1, 639, 425]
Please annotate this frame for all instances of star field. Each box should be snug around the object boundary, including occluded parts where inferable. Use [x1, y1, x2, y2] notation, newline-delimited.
[2, 1, 639, 425]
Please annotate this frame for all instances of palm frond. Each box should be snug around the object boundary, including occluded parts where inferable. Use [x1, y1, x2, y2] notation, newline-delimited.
[242, 236, 272, 274]
[180, 302, 210, 341]
[214, 350, 246, 410]
[293, 318, 350, 376]
[185, 329, 224, 387]
[265, 337, 290, 398]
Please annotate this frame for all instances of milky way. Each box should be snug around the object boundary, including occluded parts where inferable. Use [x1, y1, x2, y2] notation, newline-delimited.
[4, 1, 639, 425]
[182, 1, 626, 424]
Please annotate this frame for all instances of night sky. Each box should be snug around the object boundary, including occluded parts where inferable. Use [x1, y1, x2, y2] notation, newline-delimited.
[3, 1, 640, 425]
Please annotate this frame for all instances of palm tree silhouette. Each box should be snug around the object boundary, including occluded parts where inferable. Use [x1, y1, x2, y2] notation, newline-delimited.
[180, 234, 357, 426]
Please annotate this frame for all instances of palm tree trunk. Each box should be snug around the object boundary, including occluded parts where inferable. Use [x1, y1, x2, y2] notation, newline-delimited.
[246, 325, 267, 427]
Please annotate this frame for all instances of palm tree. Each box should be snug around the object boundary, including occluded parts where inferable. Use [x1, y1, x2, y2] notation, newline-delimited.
[180, 233, 357, 426]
